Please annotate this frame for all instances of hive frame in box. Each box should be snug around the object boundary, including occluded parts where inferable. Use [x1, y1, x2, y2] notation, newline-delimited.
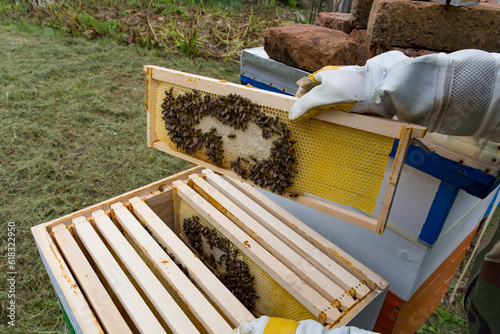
[144, 66, 427, 234]
[32, 166, 389, 332]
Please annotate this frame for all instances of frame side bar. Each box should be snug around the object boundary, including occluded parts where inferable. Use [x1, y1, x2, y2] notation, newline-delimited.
[376, 126, 413, 234]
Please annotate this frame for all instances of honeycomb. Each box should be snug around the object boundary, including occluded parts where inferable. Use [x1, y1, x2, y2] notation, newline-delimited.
[177, 197, 317, 322]
[155, 82, 394, 214]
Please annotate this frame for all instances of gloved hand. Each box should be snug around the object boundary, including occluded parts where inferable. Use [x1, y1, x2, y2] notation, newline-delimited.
[233, 316, 378, 334]
[290, 50, 500, 141]
[290, 65, 370, 123]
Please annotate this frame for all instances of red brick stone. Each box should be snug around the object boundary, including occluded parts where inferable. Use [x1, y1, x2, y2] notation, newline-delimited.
[264, 24, 358, 72]
[316, 12, 353, 34]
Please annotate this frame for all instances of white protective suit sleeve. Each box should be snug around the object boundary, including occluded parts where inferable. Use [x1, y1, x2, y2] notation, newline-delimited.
[366, 49, 500, 140]
[291, 50, 500, 141]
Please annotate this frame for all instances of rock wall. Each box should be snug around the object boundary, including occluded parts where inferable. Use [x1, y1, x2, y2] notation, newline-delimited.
[264, 0, 500, 72]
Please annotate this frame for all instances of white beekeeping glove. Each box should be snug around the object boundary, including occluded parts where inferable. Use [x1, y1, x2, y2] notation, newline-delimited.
[233, 316, 378, 334]
[290, 65, 370, 123]
[233, 316, 270, 334]
[290, 50, 500, 141]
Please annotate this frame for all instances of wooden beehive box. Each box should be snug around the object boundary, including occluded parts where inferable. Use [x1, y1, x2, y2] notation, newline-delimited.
[32, 167, 388, 333]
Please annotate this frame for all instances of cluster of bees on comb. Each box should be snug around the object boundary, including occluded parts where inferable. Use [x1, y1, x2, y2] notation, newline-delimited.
[183, 216, 258, 309]
[161, 88, 298, 196]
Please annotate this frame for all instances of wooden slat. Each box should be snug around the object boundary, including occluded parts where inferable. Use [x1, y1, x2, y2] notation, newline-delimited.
[189, 174, 355, 310]
[295, 195, 378, 232]
[91, 210, 199, 334]
[314, 110, 426, 139]
[223, 176, 388, 290]
[72, 216, 166, 334]
[52, 224, 132, 334]
[376, 125, 413, 234]
[32, 225, 103, 334]
[110, 202, 233, 334]
[144, 65, 426, 139]
[172, 180, 342, 324]
[44, 166, 203, 231]
[201, 170, 370, 299]
[128, 196, 255, 327]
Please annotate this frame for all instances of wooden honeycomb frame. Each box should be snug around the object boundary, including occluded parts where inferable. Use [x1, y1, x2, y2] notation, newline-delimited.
[144, 66, 427, 234]
[32, 167, 389, 333]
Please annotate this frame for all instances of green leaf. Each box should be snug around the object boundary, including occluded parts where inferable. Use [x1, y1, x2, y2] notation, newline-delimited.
[180, 42, 190, 56]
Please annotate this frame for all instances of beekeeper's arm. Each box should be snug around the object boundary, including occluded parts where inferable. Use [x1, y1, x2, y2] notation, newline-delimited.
[290, 50, 500, 141]
[233, 316, 376, 334]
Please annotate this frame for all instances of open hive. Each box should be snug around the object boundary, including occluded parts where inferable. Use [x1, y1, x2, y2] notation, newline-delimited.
[32, 167, 389, 333]
[145, 66, 427, 234]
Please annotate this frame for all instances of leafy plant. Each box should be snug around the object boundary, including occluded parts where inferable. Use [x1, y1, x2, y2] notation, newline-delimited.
[76, 13, 121, 38]
[417, 306, 467, 333]
[0, 0, 294, 61]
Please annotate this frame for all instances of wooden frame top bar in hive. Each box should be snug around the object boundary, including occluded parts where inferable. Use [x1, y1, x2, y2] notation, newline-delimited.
[144, 66, 427, 234]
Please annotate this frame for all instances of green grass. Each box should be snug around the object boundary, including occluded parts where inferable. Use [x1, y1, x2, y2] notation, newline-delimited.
[0, 19, 238, 333]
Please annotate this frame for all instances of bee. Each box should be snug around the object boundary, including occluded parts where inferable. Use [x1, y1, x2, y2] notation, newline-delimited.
[162, 89, 297, 194]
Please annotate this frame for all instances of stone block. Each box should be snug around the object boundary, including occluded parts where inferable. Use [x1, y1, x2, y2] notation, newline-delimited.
[349, 29, 375, 65]
[316, 12, 353, 34]
[264, 24, 358, 72]
[368, 0, 500, 52]
[351, 0, 375, 29]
